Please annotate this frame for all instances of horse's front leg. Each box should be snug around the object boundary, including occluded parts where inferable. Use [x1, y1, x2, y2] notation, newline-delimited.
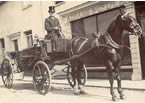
[114, 61, 126, 100]
[106, 61, 118, 101]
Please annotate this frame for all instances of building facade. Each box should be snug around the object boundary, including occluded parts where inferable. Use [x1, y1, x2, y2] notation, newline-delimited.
[0, 1, 145, 80]
[0, 1, 53, 62]
[55, 1, 145, 80]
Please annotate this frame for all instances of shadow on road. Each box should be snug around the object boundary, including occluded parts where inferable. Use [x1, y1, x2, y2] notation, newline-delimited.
[11, 83, 34, 91]
[51, 86, 74, 96]
[50, 86, 112, 101]
[0, 79, 37, 94]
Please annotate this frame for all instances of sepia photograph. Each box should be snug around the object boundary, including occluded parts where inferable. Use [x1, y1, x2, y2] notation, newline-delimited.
[0, 1, 145, 103]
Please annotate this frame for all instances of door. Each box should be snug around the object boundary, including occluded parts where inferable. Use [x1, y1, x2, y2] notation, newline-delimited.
[135, 2, 145, 78]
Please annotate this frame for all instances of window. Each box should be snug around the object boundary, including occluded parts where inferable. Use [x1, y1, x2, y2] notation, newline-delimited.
[24, 30, 33, 48]
[84, 16, 97, 38]
[0, 38, 5, 56]
[71, 19, 85, 37]
[22, 1, 32, 10]
[0, 38, 5, 48]
[97, 9, 120, 33]
[13, 39, 19, 51]
[27, 35, 33, 47]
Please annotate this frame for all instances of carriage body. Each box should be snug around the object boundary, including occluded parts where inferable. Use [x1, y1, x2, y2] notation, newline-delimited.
[0, 38, 87, 94]
[6, 38, 70, 71]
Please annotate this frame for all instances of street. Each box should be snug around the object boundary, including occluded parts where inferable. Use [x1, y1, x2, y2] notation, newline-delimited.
[0, 76, 145, 103]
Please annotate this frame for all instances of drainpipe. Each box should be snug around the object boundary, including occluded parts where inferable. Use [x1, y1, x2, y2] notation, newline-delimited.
[40, 1, 45, 37]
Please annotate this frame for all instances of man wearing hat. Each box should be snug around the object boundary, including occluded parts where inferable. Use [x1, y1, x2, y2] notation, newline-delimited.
[44, 6, 64, 51]
[44, 6, 63, 39]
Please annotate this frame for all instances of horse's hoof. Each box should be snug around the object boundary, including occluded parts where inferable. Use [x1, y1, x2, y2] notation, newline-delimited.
[112, 96, 118, 102]
[120, 95, 126, 100]
[80, 90, 87, 95]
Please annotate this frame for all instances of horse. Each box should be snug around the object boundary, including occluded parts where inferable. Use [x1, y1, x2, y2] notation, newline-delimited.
[68, 13, 142, 101]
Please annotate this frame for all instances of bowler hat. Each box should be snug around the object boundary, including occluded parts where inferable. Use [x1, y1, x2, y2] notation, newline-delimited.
[48, 6, 55, 13]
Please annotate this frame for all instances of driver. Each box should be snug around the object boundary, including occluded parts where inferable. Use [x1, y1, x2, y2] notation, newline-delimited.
[44, 6, 64, 51]
[44, 6, 63, 39]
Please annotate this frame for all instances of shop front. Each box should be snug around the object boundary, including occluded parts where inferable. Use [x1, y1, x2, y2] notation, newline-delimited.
[57, 1, 142, 80]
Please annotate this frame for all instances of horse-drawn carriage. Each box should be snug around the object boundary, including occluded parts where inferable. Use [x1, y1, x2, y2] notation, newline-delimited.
[0, 38, 87, 95]
[0, 11, 143, 101]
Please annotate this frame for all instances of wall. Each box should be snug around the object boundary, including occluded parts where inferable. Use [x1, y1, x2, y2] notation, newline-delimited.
[0, 1, 53, 53]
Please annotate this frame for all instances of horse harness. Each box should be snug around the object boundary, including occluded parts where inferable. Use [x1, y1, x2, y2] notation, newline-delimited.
[69, 33, 122, 58]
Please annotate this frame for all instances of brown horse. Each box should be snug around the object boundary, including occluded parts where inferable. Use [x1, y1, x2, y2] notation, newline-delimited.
[69, 13, 142, 101]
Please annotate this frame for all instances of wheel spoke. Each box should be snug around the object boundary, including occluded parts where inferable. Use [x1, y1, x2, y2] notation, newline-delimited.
[1, 59, 13, 88]
[32, 61, 51, 95]
[37, 65, 42, 75]
[67, 64, 87, 88]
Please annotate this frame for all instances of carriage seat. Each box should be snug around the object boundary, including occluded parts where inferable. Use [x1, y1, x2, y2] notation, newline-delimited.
[44, 38, 70, 53]
[55, 38, 70, 52]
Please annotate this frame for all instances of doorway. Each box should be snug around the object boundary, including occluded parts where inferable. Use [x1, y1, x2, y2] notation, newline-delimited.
[135, 2, 145, 79]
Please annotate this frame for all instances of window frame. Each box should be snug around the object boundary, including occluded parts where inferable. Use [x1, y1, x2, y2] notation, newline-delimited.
[55, 1, 64, 6]
[24, 30, 33, 48]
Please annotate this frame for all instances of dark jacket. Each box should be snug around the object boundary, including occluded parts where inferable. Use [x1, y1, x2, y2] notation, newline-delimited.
[44, 16, 62, 39]
[45, 16, 61, 32]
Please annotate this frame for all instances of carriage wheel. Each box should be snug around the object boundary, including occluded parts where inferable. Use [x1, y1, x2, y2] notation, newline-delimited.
[67, 64, 87, 88]
[32, 61, 51, 95]
[1, 59, 13, 88]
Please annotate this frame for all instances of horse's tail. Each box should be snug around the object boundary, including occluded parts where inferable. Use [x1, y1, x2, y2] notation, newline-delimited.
[67, 38, 75, 58]
[68, 36, 81, 57]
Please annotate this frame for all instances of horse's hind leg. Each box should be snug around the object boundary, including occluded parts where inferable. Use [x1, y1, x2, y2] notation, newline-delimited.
[77, 61, 87, 94]
[106, 61, 118, 101]
[71, 61, 80, 95]
[114, 62, 126, 100]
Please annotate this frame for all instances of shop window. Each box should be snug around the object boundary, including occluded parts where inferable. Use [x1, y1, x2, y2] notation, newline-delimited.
[83, 16, 97, 38]
[97, 9, 120, 33]
[24, 30, 33, 48]
[71, 19, 85, 37]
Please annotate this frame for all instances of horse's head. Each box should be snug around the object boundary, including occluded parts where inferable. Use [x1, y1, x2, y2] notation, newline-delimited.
[120, 13, 142, 37]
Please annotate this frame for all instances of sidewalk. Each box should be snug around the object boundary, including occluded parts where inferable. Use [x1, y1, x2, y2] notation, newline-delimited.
[21, 75, 145, 91]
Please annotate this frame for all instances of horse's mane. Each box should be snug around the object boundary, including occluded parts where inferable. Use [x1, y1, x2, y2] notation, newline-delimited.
[107, 15, 122, 34]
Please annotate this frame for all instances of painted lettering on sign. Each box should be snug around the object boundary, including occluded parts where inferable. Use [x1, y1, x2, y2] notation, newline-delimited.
[66, 1, 129, 21]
